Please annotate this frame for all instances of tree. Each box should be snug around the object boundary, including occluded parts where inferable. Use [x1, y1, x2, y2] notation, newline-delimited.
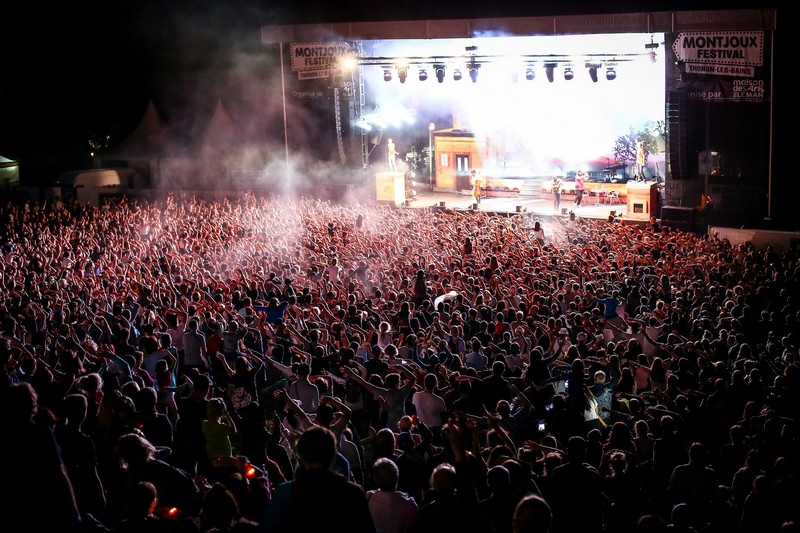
[612, 122, 661, 175]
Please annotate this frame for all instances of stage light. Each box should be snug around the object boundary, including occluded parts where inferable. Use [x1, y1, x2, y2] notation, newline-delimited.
[525, 65, 535, 81]
[563, 66, 574, 81]
[339, 56, 357, 71]
[434, 64, 446, 83]
[453, 68, 463, 81]
[586, 62, 600, 83]
[468, 63, 480, 83]
[397, 65, 408, 83]
[544, 63, 556, 83]
[606, 67, 617, 81]
[645, 36, 659, 63]
[418, 69, 428, 82]
[383, 68, 392, 82]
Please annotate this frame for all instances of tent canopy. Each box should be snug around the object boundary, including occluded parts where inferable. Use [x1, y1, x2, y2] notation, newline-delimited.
[56, 169, 134, 188]
[0, 154, 20, 184]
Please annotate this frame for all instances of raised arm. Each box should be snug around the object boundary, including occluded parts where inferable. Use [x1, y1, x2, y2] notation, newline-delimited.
[341, 364, 384, 397]
[320, 394, 352, 433]
[251, 348, 295, 379]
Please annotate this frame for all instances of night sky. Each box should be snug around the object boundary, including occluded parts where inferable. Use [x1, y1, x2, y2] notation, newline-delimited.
[1, 1, 779, 166]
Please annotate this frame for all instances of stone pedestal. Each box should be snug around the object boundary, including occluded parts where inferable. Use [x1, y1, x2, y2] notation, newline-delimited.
[375, 172, 406, 206]
[626, 181, 658, 221]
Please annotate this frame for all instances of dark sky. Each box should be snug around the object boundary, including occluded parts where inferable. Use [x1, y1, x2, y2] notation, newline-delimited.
[0, 0, 777, 161]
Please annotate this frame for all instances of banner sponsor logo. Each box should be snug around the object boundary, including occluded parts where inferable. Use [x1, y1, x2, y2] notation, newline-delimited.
[685, 79, 765, 103]
[685, 64, 754, 77]
[672, 31, 763, 66]
[670, 31, 768, 101]
[290, 42, 351, 78]
[291, 90, 324, 98]
[297, 70, 329, 81]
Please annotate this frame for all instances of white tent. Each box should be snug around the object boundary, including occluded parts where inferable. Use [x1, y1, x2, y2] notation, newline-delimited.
[57, 168, 137, 188]
[0, 154, 20, 185]
[55, 168, 136, 205]
[199, 99, 238, 154]
[103, 100, 172, 159]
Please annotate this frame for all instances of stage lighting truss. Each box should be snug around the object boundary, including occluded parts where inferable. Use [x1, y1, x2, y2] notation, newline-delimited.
[355, 50, 645, 83]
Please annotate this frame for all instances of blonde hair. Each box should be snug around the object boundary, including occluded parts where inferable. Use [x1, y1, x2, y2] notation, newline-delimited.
[206, 397, 226, 420]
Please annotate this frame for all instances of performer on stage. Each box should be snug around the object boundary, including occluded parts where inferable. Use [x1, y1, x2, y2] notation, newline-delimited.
[551, 175, 563, 212]
[387, 138, 398, 172]
[470, 169, 483, 206]
[636, 141, 646, 179]
[574, 170, 586, 206]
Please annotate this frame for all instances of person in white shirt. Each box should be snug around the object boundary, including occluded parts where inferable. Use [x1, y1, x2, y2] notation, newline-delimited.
[287, 362, 320, 414]
[326, 256, 342, 282]
[411, 373, 448, 435]
[387, 138, 398, 172]
[182, 317, 209, 376]
[532, 218, 545, 246]
[367, 457, 419, 533]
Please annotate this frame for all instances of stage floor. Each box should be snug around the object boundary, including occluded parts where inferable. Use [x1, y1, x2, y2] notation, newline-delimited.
[400, 189, 631, 221]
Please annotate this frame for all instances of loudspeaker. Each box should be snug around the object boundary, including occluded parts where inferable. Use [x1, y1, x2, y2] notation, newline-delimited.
[667, 90, 688, 180]
[661, 206, 695, 223]
[661, 205, 696, 232]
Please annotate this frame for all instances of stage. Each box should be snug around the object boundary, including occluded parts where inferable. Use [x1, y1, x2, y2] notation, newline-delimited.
[397, 188, 631, 222]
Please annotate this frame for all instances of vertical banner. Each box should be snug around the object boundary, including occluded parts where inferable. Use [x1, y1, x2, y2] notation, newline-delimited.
[665, 30, 772, 221]
[670, 31, 767, 102]
[290, 42, 352, 80]
[283, 42, 360, 167]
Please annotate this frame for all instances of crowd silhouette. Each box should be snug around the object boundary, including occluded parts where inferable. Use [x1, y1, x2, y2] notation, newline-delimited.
[1, 191, 798, 533]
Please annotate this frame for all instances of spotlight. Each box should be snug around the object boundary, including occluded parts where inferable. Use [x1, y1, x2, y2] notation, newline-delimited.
[606, 67, 617, 81]
[434, 64, 446, 83]
[468, 62, 480, 83]
[563, 67, 574, 81]
[645, 38, 659, 63]
[544, 63, 556, 83]
[397, 66, 408, 83]
[586, 62, 600, 83]
[453, 69, 462, 81]
[418, 69, 428, 82]
[525, 66, 535, 81]
[383, 68, 392, 82]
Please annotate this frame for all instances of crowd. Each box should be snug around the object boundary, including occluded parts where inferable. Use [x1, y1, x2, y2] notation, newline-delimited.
[1, 191, 798, 533]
